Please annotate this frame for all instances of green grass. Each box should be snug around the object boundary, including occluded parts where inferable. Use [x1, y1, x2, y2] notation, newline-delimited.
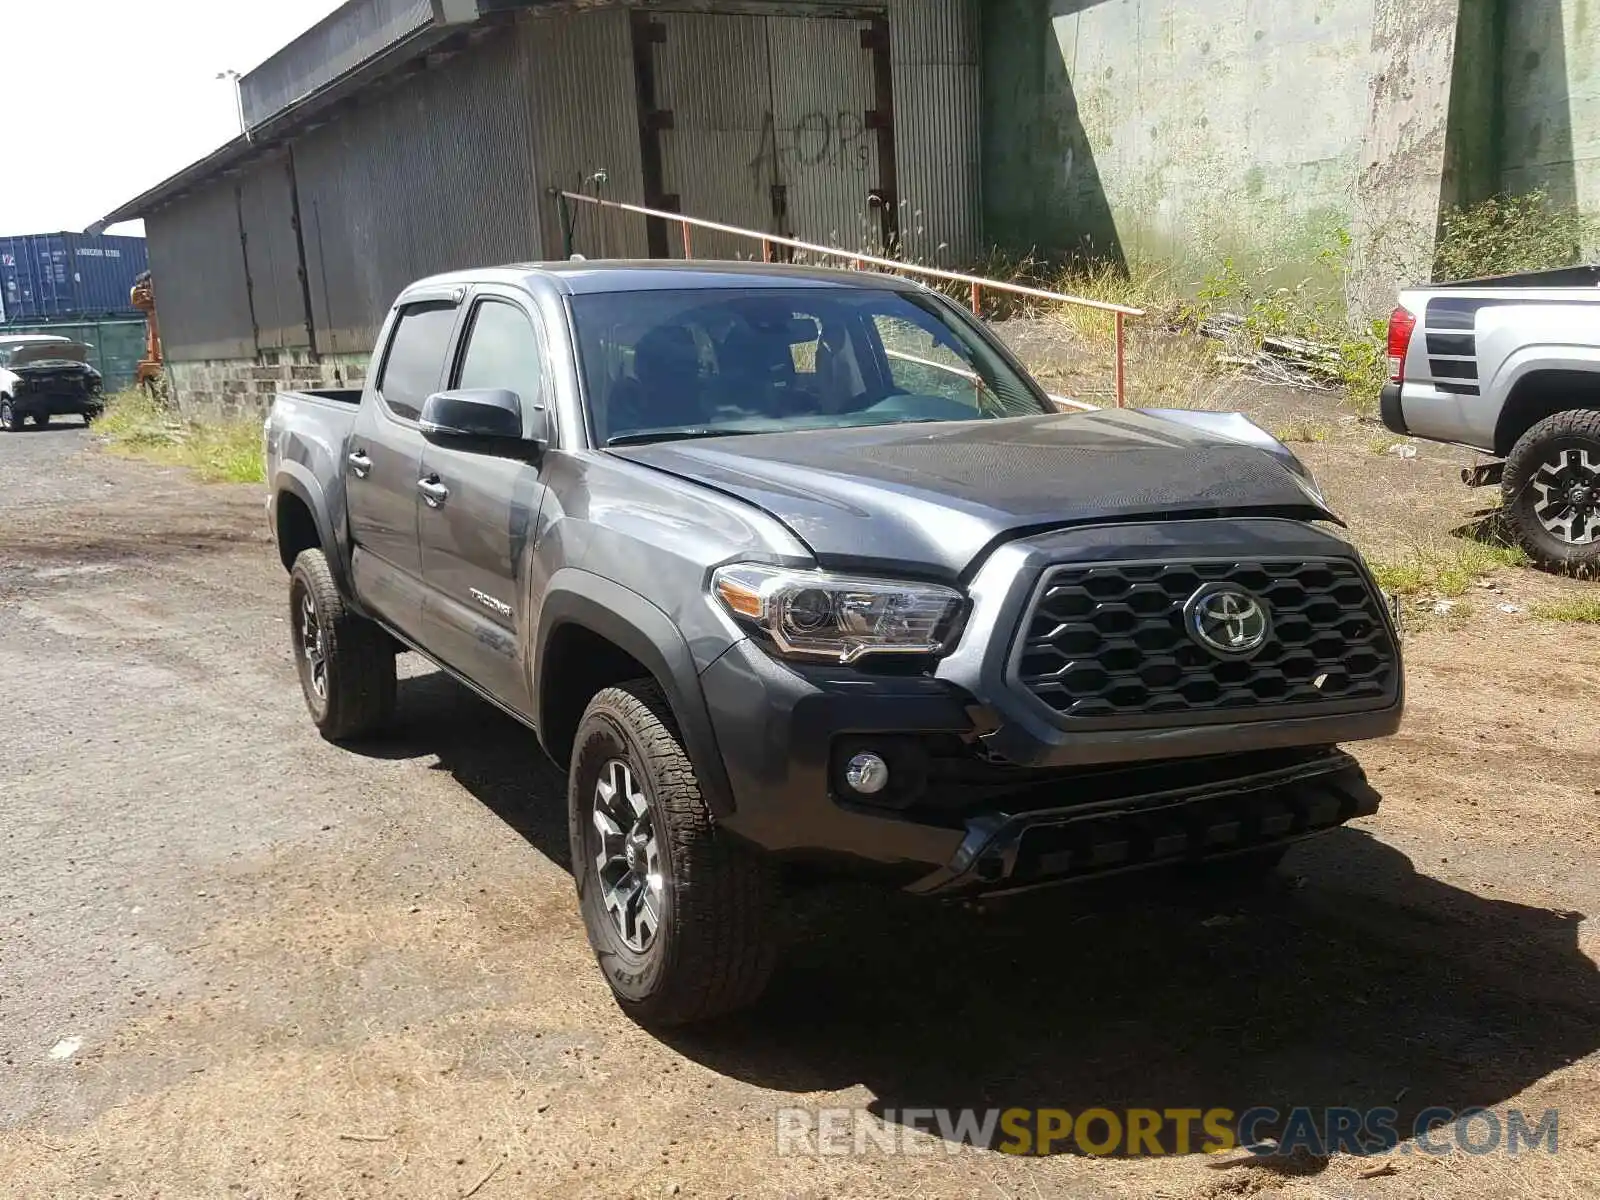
[1531, 596, 1600, 624]
[1272, 422, 1331, 444]
[95, 388, 265, 484]
[1368, 539, 1529, 599]
[1368, 435, 1409, 456]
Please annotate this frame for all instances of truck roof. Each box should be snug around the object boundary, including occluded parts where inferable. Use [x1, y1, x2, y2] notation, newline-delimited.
[404, 259, 929, 298]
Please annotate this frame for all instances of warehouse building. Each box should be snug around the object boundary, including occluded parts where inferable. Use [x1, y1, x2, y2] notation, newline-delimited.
[102, 0, 983, 413]
[106, 0, 1595, 413]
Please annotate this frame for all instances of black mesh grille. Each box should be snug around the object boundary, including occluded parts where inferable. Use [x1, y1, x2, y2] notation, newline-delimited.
[1016, 560, 1397, 722]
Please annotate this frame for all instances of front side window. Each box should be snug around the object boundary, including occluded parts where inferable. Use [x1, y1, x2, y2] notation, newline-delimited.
[570, 286, 1049, 446]
[377, 302, 458, 421]
[454, 300, 545, 411]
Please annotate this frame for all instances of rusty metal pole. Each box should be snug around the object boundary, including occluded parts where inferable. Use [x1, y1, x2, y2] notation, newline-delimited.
[762, 239, 771, 263]
[1114, 311, 1127, 407]
[681, 221, 692, 259]
[970, 282, 981, 315]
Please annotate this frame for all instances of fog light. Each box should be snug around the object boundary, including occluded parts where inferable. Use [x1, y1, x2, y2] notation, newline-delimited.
[845, 752, 890, 796]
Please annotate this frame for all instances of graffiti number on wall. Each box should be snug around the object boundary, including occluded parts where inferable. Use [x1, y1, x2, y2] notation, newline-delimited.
[750, 111, 870, 181]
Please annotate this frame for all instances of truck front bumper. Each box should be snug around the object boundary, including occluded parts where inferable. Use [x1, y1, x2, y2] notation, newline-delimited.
[700, 639, 1386, 895]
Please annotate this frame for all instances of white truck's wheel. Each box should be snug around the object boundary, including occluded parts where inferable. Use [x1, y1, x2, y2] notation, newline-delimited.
[1503, 410, 1600, 572]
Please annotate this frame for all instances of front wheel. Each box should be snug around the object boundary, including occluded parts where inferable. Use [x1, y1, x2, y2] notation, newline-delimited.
[1503, 410, 1600, 572]
[0, 399, 21, 431]
[288, 548, 396, 741]
[569, 681, 777, 1026]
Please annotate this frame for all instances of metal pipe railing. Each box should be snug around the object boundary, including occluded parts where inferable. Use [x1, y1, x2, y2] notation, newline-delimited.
[558, 190, 1143, 407]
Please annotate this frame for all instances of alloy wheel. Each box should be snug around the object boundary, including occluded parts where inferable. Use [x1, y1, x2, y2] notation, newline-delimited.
[1530, 445, 1600, 545]
[297, 590, 328, 699]
[591, 759, 663, 952]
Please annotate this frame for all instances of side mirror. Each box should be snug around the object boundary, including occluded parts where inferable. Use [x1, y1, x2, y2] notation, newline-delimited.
[419, 388, 548, 452]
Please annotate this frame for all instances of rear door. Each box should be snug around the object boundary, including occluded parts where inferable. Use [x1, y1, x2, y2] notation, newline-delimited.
[417, 289, 553, 714]
[346, 294, 462, 643]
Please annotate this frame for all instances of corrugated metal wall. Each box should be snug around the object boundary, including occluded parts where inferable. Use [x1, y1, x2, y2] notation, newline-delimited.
[766, 14, 884, 252]
[523, 8, 649, 260]
[236, 150, 310, 350]
[293, 23, 540, 354]
[145, 185, 257, 362]
[887, 0, 981, 262]
[138, 0, 982, 369]
[654, 12, 776, 260]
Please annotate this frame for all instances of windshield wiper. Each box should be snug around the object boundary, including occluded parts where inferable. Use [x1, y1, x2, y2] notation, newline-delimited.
[606, 427, 765, 447]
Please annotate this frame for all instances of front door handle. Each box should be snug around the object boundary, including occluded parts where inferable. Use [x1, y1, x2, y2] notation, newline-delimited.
[418, 476, 450, 508]
[347, 450, 372, 478]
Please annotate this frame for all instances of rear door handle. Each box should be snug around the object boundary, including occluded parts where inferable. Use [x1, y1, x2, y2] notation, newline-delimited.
[418, 476, 450, 508]
[347, 450, 372, 478]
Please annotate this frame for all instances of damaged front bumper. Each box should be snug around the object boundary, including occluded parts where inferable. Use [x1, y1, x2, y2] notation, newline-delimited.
[905, 748, 1378, 896]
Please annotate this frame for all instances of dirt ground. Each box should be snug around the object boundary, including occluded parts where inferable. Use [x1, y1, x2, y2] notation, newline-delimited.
[2, 381, 1599, 1200]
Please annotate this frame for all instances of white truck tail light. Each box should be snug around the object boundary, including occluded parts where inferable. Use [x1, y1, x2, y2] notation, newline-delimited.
[1387, 306, 1417, 382]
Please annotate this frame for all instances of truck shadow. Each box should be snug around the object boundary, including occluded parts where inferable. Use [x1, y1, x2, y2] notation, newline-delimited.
[669, 833, 1600, 1160]
[370, 668, 1599, 1160]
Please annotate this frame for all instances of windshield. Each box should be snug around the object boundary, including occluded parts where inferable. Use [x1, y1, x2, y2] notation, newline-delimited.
[570, 286, 1050, 446]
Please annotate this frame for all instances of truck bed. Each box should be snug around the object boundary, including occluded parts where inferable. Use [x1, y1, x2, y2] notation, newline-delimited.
[280, 387, 363, 406]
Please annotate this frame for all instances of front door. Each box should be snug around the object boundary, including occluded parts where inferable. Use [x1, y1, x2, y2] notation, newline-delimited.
[417, 291, 552, 714]
[345, 298, 461, 644]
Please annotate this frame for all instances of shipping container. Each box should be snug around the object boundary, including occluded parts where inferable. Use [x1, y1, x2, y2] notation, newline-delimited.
[1, 318, 148, 391]
[0, 232, 150, 324]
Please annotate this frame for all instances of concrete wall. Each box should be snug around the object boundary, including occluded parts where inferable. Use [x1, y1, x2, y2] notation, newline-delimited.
[1500, 0, 1600, 235]
[167, 349, 370, 422]
[982, 0, 1600, 312]
[1348, 0, 1464, 315]
[984, 0, 1380, 271]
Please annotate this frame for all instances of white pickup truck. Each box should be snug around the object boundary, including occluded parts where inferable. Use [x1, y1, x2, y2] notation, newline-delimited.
[1382, 264, 1600, 570]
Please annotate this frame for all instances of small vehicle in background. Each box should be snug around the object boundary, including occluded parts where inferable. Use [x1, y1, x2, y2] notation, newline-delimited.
[1382, 265, 1600, 570]
[0, 334, 105, 430]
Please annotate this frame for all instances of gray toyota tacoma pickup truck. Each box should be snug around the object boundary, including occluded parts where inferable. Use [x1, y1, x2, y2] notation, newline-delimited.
[266, 261, 1403, 1025]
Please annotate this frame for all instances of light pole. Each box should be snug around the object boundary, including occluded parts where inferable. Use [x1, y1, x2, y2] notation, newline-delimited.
[216, 69, 249, 140]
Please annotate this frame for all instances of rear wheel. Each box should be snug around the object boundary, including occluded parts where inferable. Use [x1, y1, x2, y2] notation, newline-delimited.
[1503, 410, 1600, 572]
[288, 548, 396, 741]
[569, 681, 777, 1025]
[0, 399, 21, 431]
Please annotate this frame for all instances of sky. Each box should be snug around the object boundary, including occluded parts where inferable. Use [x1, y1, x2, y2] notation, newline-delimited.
[1, 0, 346, 238]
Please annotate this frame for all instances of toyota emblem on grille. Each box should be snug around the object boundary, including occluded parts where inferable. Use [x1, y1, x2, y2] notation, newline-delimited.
[1184, 584, 1271, 656]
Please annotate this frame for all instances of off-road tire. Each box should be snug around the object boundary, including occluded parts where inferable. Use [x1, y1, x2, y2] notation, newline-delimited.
[288, 548, 396, 741]
[569, 681, 777, 1025]
[1503, 409, 1600, 572]
[0, 399, 21, 431]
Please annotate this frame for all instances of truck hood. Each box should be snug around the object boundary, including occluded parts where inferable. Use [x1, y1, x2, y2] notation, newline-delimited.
[8, 342, 91, 368]
[607, 410, 1336, 580]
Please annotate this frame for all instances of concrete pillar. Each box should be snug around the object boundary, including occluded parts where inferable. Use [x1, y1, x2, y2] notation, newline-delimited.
[1349, 0, 1464, 317]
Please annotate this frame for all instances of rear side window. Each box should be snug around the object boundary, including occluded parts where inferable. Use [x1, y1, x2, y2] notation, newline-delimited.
[378, 302, 458, 420]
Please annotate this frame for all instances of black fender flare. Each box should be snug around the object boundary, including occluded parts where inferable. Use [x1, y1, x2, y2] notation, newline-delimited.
[272, 463, 354, 598]
[534, 570, 736, 818]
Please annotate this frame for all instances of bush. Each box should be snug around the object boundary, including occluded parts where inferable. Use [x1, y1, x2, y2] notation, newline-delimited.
[95, 388, 265, 484]
[1433, 191, 1600, 282]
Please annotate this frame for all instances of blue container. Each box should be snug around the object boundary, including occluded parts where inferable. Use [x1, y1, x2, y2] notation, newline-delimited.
[0, 232, 149, 324]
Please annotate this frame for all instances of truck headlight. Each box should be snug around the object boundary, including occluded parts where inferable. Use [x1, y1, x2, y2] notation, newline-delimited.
[712, 564, 965, 664]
